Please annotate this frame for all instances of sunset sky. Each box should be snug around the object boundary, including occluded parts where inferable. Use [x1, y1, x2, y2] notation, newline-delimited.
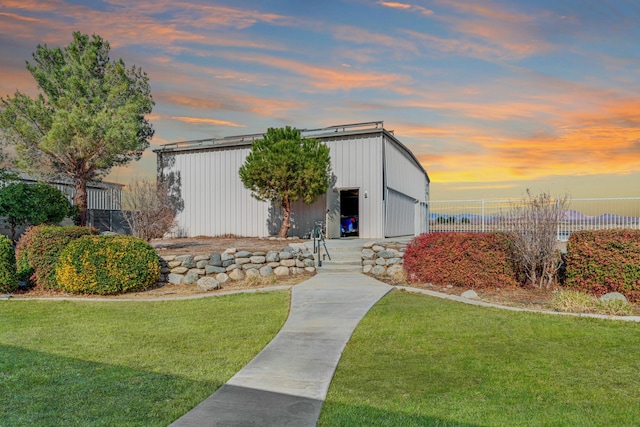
[1, 0, 639, 200]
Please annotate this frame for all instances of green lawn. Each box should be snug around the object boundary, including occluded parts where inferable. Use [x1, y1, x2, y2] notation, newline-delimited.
[0, 292, 289, 426]
[320, 290, 640, 427]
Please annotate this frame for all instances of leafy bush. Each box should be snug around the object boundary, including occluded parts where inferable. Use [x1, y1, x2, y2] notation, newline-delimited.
[0, 235, 18, 293]
[565, 230, 640, 302]
[15, 225, 98, 289]
[403, 232, 519, 289]
[56, 235, 161, 295]
[0, 182, 70, 241]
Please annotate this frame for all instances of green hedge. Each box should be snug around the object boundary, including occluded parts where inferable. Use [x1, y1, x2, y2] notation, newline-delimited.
[15, 225, 98, 289]
[565, 229, 640, 302]
[0, 235, 18, 293]
[55, 235, 161, 295]
[403, 232, 519, 289]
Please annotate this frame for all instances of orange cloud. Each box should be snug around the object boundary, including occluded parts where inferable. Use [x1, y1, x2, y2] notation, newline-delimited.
[171, 116, 244, 128]
[378, 1, 434, 15]
[219, 52, 409, 92]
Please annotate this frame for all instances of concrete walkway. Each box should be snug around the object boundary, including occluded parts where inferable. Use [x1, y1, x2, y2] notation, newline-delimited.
[170, 272, 392, 427]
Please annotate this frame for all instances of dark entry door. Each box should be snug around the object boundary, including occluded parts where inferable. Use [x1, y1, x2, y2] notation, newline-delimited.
[339, 189, 359, 237]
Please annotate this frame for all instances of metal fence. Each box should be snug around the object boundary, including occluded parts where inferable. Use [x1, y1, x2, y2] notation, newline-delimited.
[429, 198, 640, 241]
[87, 209, 131, 235]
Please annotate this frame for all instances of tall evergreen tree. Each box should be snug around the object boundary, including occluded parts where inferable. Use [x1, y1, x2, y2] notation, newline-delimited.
[239, 126, 332, 237]
[0, 32, 154, 225]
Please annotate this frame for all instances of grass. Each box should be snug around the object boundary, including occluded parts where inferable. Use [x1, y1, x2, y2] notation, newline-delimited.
[320, 290, 640, 426]
[551, 289, 634, 316]
[0, 291, 289, 426]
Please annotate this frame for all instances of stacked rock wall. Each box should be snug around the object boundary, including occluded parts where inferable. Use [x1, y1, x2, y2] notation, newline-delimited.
[361, 241, 405, 276]
[158, 244, 316, 291]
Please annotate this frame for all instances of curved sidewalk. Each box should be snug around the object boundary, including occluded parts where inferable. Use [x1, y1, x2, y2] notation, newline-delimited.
[170, 272, 392, 427]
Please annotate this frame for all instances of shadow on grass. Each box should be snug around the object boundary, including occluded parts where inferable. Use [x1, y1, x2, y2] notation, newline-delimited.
[0, 344, 217, 427]
[320, 401, 483, 427]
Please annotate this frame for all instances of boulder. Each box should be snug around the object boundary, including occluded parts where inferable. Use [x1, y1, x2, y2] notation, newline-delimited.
[221, 252, 235, 262]
[236, 250, 252, 258]
[363, 264, 373, 274]
[187, 268, 206, 276]
[226, 264, 240, 272]
[197, 277, 220, 291]
[461, 290, 479, 299]
[171, 266, 188, 274]
[167, 273, 183, 285]
[266, 251, 280, 263]
[209, 253, 222, 267]
[196, 260, 208, 269]
[168, 261, 183, 268]
[303, 258, 316, 268]
[193, 255, 209, 262]
[161, 255, 176, 262]
[372, 245, 385, 252]
[223, 248, 237, 254]
[386, 257, 402, 265]
[222, 259, 234, 267]
[362, 249, 374, 260]
[259, 265, 273, 277]
[600, 292, 628, 303]
[242, 263, 261, 270]
[182, 258, 197, 268]
[175, 254, 193, 262]
[375, 258, 386, 266]
[290, 267, 305, 275]
[253, 251, 266, 256]
[183, 272, 199, 285]
[245, 268, 261, 278]
[371, 265, 386, 275]
[235, 257, 251, 265]
[377, 250, 394, 259]
[278, 251, 293, 260]
[304, 267, 316, 273]
[274, 266, 290, 276]
[280, 259, 296, 267]
[250, 255, 266, 264]
[363, 241, 376, 248]
[362, 260, 375, 266]
[216, 273, 230, 284]
[205, 265, 226, 275]
[229, 269, 245, 281]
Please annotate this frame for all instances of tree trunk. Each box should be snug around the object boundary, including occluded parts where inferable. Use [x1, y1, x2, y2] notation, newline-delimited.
[74, 178, 89, 227]
[279, 198, 291, 237]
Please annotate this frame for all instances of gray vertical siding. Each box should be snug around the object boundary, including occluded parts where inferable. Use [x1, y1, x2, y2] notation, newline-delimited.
[323, 134, 384, 239]
[168, 148, 271, 237]
[383, 136, 428, 237]
[385, 188, 416, 237]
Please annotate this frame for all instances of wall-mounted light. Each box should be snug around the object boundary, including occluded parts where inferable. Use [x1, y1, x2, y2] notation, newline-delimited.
[364, 191, 368, 198]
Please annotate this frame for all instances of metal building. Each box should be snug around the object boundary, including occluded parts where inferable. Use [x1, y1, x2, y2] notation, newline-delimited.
[155, 121, 429, 239]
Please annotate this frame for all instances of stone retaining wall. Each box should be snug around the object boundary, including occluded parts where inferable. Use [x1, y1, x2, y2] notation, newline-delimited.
[158, 244, 316, 291]
[361, 241, 405, 276]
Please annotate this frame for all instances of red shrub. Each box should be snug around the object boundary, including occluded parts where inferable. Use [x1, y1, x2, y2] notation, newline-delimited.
[403, 232, 519, 289]
[565, 230, 640, 302]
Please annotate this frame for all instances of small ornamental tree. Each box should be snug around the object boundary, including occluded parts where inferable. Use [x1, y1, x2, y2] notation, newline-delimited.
[0, 31, 154, 226]
[0, 182, 70, 241]
[239, 126, 331, 237]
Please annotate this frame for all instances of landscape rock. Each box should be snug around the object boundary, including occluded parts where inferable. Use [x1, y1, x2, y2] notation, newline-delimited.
[176, 254, 193, 262]
[372, 245, 385, 252]
[600, 292, 628, 303]
[266, 251, 280, 263]
[223, 248, 236, 254]
[375, 258, 386, 266]
[205, 265, 226, 275]
[197, 277, 220, 291]
[363, 241, 376, 248]
[371, 265, 386, 275]
[250, 256, 266, 264]
[362, 249, 374, 260]
[221, 253, 235, 262]
[183, 272, 199, 285]
[259, 265, 273, 277]
[304, 267, 316, 273]
[193, 255, 209, 262]
[235, 250, 252, 258]
[235, 257, 251, 265]
[245, 268, 261, 278]
[167, 273, 183, 285]
[171, 266, 188, 274]
[216, 273, 230, 284]
[196, 260, 208, 269]
[187, 268, 206, 276]
[229, 269, 245, 281]
[280, 259, 296, 267]
[209, 253, 222, 266]
[461, 290, 479, 299]
[168, 261, 183, 268]
[363, 264, 373, 274]
[274, 266, 290, 276]
[161, 255, 176, 261]
[377, 250, 394, 259]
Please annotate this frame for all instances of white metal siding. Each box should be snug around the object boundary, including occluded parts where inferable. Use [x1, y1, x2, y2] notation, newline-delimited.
[167, 149, 271, 237]
[384, 136, 427, 201]
[385, 188, 415, 237]
[323, 134, 384, 239]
